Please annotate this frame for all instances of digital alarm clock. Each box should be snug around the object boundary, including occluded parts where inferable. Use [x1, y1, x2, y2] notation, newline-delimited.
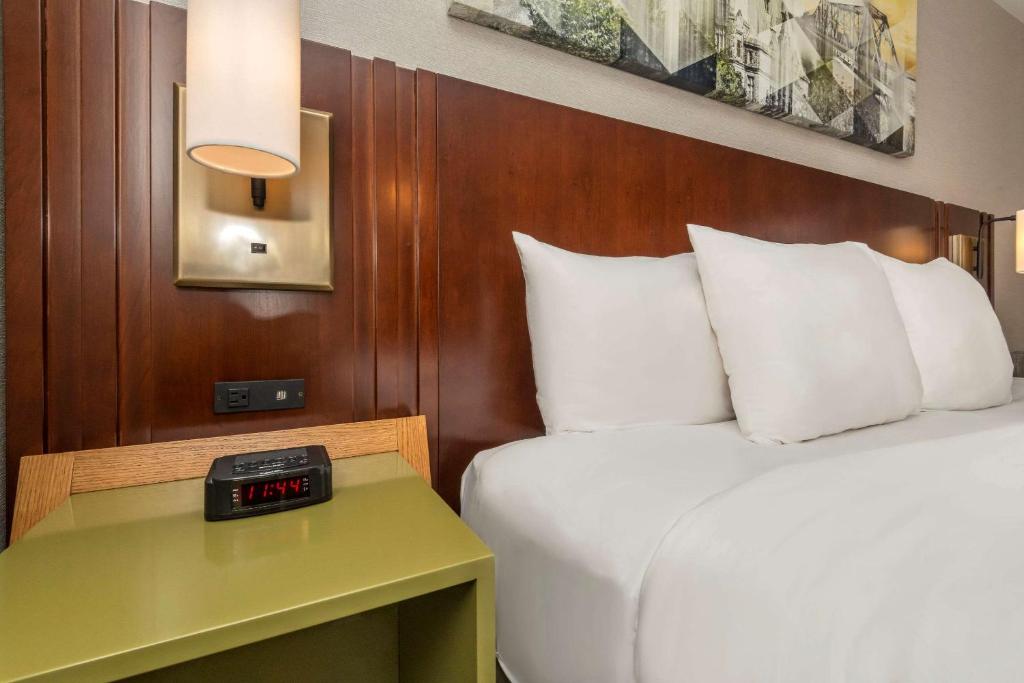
[204, 445, 332, 521]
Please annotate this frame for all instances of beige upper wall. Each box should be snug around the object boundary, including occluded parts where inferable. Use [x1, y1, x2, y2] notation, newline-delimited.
[155, 0, 1024, 349]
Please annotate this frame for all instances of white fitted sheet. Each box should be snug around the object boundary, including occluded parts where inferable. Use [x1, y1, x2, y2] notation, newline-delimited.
[461, 380, 1024, 683]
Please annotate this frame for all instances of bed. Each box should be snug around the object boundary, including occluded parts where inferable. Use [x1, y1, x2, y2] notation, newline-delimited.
[463, 380, 1024, 683]
[417, 72, 1009, 683]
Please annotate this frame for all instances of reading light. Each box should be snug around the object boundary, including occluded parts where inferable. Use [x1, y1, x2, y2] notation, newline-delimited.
[175, 0, 332, 292]
[1015, 211, 1024, 275]
[981, 211, 1024, 276]
[185, 0, 301, 183]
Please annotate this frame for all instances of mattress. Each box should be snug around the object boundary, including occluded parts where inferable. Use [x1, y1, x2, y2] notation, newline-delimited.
[461, 379, 1024, 683]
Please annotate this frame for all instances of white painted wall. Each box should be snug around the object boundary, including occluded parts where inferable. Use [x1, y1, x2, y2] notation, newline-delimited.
[993, 0, 1024, 22]
[155, 0, 1024, 348]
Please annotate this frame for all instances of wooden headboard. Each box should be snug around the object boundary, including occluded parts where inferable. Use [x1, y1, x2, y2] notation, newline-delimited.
[428, 77, 947, 505]
[3, 2, 990, 527]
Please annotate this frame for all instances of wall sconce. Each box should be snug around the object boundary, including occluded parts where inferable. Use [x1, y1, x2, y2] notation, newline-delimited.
[950, 212, 1023, 281]
[186, 0, 301, 205]
[176, 0, 334, 292]
[1012, 211, 1024, 274]
[982, 211, 1024, 275]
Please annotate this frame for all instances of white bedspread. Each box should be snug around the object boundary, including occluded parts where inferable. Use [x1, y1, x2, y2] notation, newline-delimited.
[637, 422, 1024, 683]
[462, 380, 1024, 683]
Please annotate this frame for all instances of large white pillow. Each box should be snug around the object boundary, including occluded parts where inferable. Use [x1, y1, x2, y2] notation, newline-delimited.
[513, 232, 733, 434]
[687, 224, 922, 444]
[879, 255, 1012, 410]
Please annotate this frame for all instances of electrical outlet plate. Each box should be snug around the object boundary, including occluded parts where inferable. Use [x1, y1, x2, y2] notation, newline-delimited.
[214, 379, 305, 414]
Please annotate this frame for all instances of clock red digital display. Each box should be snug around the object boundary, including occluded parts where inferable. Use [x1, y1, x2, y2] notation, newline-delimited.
[238, 475, 310, 508]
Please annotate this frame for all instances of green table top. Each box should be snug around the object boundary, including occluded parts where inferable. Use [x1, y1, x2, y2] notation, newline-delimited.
[0, 452, 492, 682]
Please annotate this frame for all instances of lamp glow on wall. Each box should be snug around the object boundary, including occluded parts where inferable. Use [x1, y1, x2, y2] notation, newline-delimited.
[186, 0, 301, 207]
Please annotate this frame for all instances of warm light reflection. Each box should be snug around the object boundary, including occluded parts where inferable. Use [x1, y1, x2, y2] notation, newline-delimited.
[880, 226, 929, 263]
[216, 223, 263, 247]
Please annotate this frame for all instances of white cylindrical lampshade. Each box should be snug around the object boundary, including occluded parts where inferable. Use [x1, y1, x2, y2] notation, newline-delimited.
[1016, 210, 1024, 274]
[186, 0, 300, 178]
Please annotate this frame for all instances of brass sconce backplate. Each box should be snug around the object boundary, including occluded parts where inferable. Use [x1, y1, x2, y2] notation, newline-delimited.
[948, 233, 977, 275]
[174, 84, 333, 291]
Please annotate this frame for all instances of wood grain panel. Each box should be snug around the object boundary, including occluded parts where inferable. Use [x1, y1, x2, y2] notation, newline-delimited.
[941, 203, 992, 301]
[936, 202, 947, 260]
[10, 453, 75, 544]
[395, 68, 420, 421]
[415, 70, 441, 484]
[373, 63, 419, 420]
[351, 55, 377, 422]
[432, 76, 940, 508]
[71, 420, 400, 494]
[397, 415, 431, 484]
[43, 0, 85, 452]
[3, 0, 46, 530]
[944, 204, 985, 240]
[373, 60, 401, 418]
[984, 213, 996, 302]
[301, 40, 360, 432]
[146, 1, 194, 443]
[79, 0, 119, 449]
[117, 0, 154, 445]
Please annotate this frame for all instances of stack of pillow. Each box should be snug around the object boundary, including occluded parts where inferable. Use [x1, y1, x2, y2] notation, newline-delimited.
[513, 225, 1013, 445]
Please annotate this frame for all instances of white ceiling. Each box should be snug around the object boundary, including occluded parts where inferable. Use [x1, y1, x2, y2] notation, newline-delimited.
[993, 0, 1024, 23]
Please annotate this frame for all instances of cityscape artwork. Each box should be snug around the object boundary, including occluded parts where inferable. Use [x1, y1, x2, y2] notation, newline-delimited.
[449, 0, 918, 156]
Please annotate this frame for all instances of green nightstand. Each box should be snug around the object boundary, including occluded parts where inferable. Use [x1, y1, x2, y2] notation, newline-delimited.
[0, 424, 494, 683]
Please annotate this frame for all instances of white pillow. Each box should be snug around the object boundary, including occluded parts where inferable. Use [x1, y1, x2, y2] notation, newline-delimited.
[879, 255, 1012, 410]
[513, 232, 732, 434]
[687, 224, 922, 444]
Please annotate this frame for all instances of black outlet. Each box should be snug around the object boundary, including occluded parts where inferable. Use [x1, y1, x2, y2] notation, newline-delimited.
[214, 379, 305, 415]
[227, 388, 249, 408]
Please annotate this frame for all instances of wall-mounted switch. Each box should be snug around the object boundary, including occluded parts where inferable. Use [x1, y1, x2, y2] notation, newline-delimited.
[214, 379, 305, 414]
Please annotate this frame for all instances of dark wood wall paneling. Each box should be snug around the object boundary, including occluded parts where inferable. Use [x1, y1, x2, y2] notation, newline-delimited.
[80, 0, 120, 451]
[45, 0, 120, 455]
[132, 3, 426, 445]
[2, 2, 991, 527]
[2, 2, 434, 529]
[939, 202, 992, 301]
[3, 0, 123, 528]
[119, 0, 153, 446]
[415, 71, 441, 480]
[2, 0, 46, 529]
